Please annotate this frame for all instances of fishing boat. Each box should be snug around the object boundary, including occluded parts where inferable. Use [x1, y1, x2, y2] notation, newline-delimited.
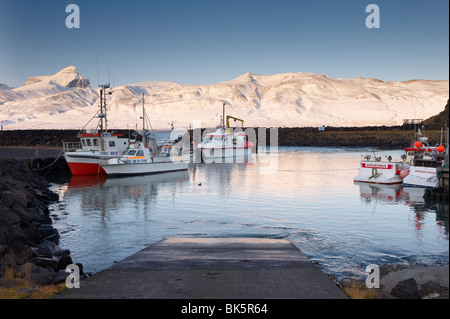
[354, 153, 409, 185]
[401, 136, 446, 188]
[63, 84, 130, 176]
[100, 94, 190, 176]
[100, 135, 190, 176]
[196, 103, 253, 161]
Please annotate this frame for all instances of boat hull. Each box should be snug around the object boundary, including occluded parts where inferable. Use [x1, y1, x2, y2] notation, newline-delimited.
[200, 147, 252, 161]
[402, 166, 438, 188]
[354, 161, 404, 185]
[64, 151, 121, 176]
[101, 159, 190, 176]
[67, 161, 106, 176]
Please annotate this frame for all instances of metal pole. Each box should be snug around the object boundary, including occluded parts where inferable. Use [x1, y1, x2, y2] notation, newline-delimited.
[143, 93, 145, 131]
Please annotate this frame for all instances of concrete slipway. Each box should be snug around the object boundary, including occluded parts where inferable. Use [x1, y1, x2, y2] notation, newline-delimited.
[55, 237, 347, 299]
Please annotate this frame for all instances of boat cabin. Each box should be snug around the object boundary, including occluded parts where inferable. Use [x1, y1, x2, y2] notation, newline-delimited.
[77, 131, 129, 152]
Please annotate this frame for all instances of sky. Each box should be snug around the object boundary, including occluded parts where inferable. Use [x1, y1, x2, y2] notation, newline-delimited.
[0, 0, 448, 88]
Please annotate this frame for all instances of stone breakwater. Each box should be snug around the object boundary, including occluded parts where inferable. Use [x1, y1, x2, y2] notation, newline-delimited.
[0, 127, 443, 149]
[0, 158, 81, 286]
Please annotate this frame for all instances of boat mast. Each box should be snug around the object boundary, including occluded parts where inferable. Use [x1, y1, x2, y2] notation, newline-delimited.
[99, 84, 110, 132]
[142, 93, 145, 131]
[223, 103, 225, 128]
[99, 83, 111, 151]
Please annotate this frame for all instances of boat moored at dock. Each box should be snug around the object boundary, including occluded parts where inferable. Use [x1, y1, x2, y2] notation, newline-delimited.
[354, 154, 409, 185]
[401, 136, 446, 188]
[63, 84, 130, 176]
[100, 136, 190, 176]
[196, 104, 253, 161]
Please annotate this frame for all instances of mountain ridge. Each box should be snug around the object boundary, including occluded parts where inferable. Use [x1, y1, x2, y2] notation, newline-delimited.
[0, 67, 448, 130]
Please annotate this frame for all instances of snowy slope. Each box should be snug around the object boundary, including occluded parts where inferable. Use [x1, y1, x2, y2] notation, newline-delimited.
[0, 68, 448, 130]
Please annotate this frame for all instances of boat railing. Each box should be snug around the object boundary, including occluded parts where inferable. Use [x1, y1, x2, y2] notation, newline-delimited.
[361, 155, 383, 162]
[63, 141, 82, 152]
[360, 155, 402, 163]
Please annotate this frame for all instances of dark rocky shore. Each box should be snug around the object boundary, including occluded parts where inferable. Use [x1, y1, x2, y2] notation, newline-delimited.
[0, 159, 82, 288]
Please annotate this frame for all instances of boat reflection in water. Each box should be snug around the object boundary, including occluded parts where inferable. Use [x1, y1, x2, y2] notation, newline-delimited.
[68, 175, 108, 188]
[355, 182, 423, 204]
[355, 182, 449, 236]
[63, 171, 190, 224]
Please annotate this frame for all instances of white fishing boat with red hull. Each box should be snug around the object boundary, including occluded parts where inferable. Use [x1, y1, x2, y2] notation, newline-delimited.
[63, 84, 130, 176]
[64, 131, 129, 175]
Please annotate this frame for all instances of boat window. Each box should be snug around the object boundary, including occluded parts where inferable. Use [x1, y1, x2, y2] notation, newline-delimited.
[127, 150, 137, 156]
[204, 136, 213, 142]
[136, 150, 144, 156]
[82, 139, 86, 147]
[86, 139, 92, 146]
[122, 149, 128, 155]
[109, 141, 115, 147]
[93, 139, 99, 146]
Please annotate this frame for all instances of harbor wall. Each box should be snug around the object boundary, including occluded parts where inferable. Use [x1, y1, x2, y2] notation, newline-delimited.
[0, 127, 445, 149]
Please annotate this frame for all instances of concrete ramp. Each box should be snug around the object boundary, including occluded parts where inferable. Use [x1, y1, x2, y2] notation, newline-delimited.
[56, 238, 347, 299]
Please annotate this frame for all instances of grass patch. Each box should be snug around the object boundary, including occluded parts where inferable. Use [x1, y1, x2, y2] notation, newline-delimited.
[0, 280, 66, 299]
[0, 259, 66, 299]
[342, 279, 379, 299]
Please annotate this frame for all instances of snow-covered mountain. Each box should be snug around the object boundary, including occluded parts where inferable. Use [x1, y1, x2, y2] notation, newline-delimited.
[0, 67, 448, 130]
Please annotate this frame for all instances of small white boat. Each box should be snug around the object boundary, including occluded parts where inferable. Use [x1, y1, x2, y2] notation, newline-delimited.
[100, 135, 190, 176]
[402, 166, 439, 188]
[196, 104, 253, 161]
[354, 154, 409, 185]
[401, 136, 445, 188]
[197, 126, 252, 160]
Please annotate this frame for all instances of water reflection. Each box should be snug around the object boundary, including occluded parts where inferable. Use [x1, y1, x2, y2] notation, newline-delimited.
[355, 182, 449, 237]
[65, 171, 190, 222]
[50, 147, 449, 277]
[355, 182, 425, 205]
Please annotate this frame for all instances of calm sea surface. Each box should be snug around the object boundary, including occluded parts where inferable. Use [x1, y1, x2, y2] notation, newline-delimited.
[49, 147, 449, 279]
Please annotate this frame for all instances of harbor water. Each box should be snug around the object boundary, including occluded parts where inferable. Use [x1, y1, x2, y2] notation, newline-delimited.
[49, 147, 449, 280]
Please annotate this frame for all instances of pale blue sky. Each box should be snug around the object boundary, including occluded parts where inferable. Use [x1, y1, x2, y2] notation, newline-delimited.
[0, 0, 448, 87]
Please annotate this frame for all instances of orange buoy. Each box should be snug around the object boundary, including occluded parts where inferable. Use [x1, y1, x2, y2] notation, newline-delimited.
[414, 141, 423, 148]
[400, 170, 409, 179]
[437, 145, 445, 153]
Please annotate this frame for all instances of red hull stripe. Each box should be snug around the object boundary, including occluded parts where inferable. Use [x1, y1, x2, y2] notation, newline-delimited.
[67, 162, 107, 176]
[361, 163, 393, 169]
